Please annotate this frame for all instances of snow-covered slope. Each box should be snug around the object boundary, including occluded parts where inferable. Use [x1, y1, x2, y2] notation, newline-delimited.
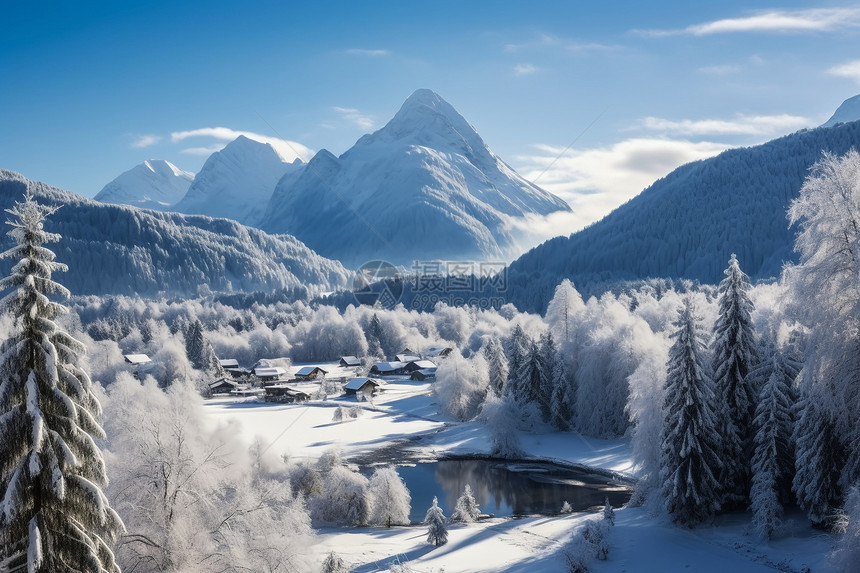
[173, 135, 302, 226]
[0, 170, 350, 298]
[822, 93, 860, 127]
[260, 89, 570, 267]
[506, 119, 860, 312]
[95, 159, 193, 211]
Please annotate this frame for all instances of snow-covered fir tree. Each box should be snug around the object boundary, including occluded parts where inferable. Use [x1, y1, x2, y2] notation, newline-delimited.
[549, 352, 573, 430]
[750, 351, 798, 539]
[503, 324, 529, 398]
[833, 484, 860, 572]
[544, 278, 584, 346]
[482, 337, 508, 396]
[660, 298, 722, 526]
[369, 467, 411, 527]
[424, 497, 448, 546]
[603, 497, 615, 525]
[711, 254, 760, 508]
[517, 338, 549, 416]
[538, 332, 557, 422]
[0, 192, 123, 571]
[321, 551, 348, 573]
[451, 484, 481, 523]
[793, 382, 844, 529]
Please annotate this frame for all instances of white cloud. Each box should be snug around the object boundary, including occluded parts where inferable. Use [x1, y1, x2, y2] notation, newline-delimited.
[639, 8, 860, 36]
[829, 59, 860, 83]
[333, 107, 376, 130]
[179, 145, 226, 156]
[345, 48, 390, 56]
[513, 138, 729, 236]
[513, 63, 538, 76]
[634, 113, 811, 137]
[170, 127, 313, 162]
[130, 134, 161, 148]
[505, 33, 617, 53]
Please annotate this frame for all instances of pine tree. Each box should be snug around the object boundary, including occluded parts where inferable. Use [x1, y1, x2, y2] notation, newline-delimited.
[660, 298, 722, 527]
[424, 497, 448, 546]
[0, 193, 123, 571]
[483, 337, 508, 396]
[517, 338, 548, 413]
[712, 254, 760, 508]
[451, 484, 480, 523]
[603, 497, 615, 525]
[749, 351, 797, 539]
[504, 324, 528, 398]
[366, 313, 384, 359]
[321, 551, 348, 573]
[538, 332, 557, 422]
[793, 383, 843, 529]
[549, 353, 573, 430]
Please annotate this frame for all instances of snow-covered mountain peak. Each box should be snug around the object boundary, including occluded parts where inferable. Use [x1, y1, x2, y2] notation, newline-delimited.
[95, 159, 193, 211]
[172, 135, 302, 226]
[822, 94, 860, 127]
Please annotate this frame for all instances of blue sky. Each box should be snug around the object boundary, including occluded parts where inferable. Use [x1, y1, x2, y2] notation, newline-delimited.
[2, 1, 859, 232]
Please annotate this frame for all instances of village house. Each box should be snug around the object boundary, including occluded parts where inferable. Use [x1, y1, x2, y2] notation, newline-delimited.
[410, 369, 437, 381]
[263, 384, 312, 403]
[294, 366, 328, 380]
[339, 355, 362, 367]
[369, 361, 409, 376]
[344, 377, 385, 396]
[208, 378, 239, 395]
[405, 359, 437, 372]
[254, 366, 287, 383]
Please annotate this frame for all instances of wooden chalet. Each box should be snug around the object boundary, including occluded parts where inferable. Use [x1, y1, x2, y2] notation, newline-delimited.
[208, 378, 239, 394]
[405, 359, 437, 372]
[344, 377, 385, 395]
[395, 353, 421, 363]
[369, 361, 408, 376]
[264, 385, 312, 403]
[254, 366, 287, 383]
[410, 369, 437, 381]
[294, 366, 328, 380]
[123, 353, 151, 365]
[339, 356, 362, 367]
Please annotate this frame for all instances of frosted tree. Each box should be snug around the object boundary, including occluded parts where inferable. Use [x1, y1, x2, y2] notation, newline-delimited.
[482, 337, 508, 396]
[0, 193, 123, 572]
[711, 254, 760, 508]
[481, 393, 524, 459]
[549, 352, 574, 430]
[603, 497, 615, 525]
[792, 383, 843, 529]
[504, 324, 529, 398]
[424, 497, 448, 546]
[787, 150, 860, 494]
[184, 318, 223, 378]
[544, 278, 584, 345]
[451, 484, 480, 523]
[660, 298, 722, 526]
[517, 338, 549, 417]
[369, 467, 411, 527]
[538, 332, 558, 422]
[365, 313, 384, 359]
[749, 351, 797, 539]
[833, 485, 860, 573]
[434, 350, 489, 422]
[321, 551, 348, 573]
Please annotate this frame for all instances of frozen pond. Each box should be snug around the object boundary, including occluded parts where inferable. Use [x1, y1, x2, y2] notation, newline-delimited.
[367, 458, 632, 523]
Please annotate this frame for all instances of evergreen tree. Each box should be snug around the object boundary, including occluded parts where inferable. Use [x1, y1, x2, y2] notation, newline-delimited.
[482, 337, 508, 396]
[451, 484, 480, 523]
[793, 383, 843, 529]
[0, 193, 123, 571]
[538, 332, 557, 422]
[660, 298, 722, 527]
[424, 497, 448, 546]
[749, 351, 797, 539]
[517, 338, 548, 413]
[184, 318, 223, 377]
[321, 551, 348, 573]
[549, 353, 573, 430]
[503, 324, 528, 398]
[366, 313, 384, 359]
[603, 497, 615, 525]
[712, 254, 760, 508]
[544, 279, 584, 345]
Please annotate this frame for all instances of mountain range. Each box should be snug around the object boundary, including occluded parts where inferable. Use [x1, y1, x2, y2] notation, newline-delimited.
[95, 160, 193, 211]
[505, 103, 860, 312]
[98, 89, 570, 268]
[0, 170, 350, 298]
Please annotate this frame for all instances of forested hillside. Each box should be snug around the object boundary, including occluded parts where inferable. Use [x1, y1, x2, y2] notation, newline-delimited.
[0, 170, 350, 298]
[507, 120, 860, 312]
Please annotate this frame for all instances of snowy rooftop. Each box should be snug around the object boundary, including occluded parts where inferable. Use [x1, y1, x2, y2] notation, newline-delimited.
[254, 366, 286, 377]
[372, 361, 407, 372]
[219, 358, 239, 368]
[344, 377, 385, 390]
[395, 354, 421, 363]
[295, 366, 327, 376]
[407, 359, 437, 370]
[123, 353, 151, 365]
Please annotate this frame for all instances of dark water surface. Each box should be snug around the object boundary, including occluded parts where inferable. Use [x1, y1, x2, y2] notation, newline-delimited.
[370, 459, 632, 523]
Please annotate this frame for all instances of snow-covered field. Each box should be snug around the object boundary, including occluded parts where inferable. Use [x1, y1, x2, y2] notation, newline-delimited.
[204, 366, 836, 572]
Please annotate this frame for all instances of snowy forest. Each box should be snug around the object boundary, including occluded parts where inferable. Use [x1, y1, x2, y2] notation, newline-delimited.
[2, 151, 860, 572]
